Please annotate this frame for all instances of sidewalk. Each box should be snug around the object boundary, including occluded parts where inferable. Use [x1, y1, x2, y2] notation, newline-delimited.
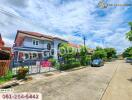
[102, 60, 132, 100]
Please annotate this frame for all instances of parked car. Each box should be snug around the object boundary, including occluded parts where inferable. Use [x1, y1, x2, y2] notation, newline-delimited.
[125, 57, 132, 63]
[91, 59, 104, 67]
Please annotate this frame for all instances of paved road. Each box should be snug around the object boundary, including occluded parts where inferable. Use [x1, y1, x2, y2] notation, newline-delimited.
[102, 60, 132, 100]
[13, 60, 132, 100]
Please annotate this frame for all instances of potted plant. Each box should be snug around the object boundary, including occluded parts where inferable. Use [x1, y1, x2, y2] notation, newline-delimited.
[17, 67, 29, 80]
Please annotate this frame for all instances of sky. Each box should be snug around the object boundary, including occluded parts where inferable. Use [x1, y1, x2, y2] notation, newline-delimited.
[0, 0, 132, 53]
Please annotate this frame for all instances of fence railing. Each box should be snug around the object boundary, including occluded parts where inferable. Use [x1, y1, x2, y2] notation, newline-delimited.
[11, 59, 56, 75]
[0, 60, 11, 76]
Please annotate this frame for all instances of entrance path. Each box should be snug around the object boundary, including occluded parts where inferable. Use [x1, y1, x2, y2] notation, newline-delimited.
[13, 60, 131, 100]
[102, 60, 132, 100]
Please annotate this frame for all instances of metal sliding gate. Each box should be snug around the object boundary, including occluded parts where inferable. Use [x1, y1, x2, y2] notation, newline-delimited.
[11, 59, 56, 75]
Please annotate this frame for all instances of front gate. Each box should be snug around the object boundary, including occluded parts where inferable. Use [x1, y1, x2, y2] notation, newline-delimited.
[11, 59, 56, 75]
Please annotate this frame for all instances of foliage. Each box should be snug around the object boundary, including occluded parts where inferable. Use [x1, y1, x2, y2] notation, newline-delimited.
[16, 67, 29, 80]
[54, 61, 60, 70]
[126, 31, 132, 42]
[104, 48, 117, 59]
[92, 47, 117, 61]
[59, 61, 81, 70]
[58, 43, 81, 70]
[80, 46, 91, 66]
[92, 47, 107, 60]
[123, 47, 132, 57]
[126, 22, 132, 42]
[128, 22, 132, 27]
[0, 71, 13, 84]
[48, 58, 60, 70]
[48, 58, 57, 66]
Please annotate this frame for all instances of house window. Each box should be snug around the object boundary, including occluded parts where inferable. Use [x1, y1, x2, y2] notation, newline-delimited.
[38, 53, 43, 59]
[47, 43, 51, 50]
[44, 51, 47, 56]
[33, 53, 37, 59]
[25, 53, 29, 59]
[51, 49, 54, 55]
[32, 39, 39, 46]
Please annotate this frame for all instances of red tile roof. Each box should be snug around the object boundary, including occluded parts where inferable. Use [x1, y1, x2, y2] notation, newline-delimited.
[68, 43, 81, 48]
[17, 30, 53, 39]
[14, 30, 67, 47]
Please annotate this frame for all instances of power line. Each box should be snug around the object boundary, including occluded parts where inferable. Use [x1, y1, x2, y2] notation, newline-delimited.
[0, 7, 37, 25]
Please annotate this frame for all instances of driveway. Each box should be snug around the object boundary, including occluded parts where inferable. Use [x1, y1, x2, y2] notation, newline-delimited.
[13, 60, 131, 100]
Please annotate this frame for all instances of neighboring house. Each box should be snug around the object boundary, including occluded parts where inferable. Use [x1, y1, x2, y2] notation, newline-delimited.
[13, 30, 68, 62]
[87, 48, 94, 55]
[68, 43, 81, 52]
[0, 34, 4, 47]
[0, 34, 11, 76]
[68, 43, 94, 55]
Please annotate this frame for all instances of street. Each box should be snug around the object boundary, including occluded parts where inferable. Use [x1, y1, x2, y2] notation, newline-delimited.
[13, 60, 132, 100]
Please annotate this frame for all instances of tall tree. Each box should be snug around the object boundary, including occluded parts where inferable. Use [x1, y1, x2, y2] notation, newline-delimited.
[123, 47, 132, 57]
[92, 47, 107, 60]
[126, 22, 132, 42]
[104, 48, 116, 59]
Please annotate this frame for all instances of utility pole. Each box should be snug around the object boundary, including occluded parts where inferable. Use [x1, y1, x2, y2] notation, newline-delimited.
[83, 36, 86, 46]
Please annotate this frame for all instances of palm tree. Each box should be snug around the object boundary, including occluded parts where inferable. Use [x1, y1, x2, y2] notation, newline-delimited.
[126, 22, 132, 42]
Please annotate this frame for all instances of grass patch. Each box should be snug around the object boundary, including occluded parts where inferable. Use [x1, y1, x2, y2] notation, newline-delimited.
[0, 71, 13, 84]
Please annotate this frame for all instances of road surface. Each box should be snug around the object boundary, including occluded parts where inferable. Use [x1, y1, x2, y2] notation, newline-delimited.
[13, 60, 132, 100]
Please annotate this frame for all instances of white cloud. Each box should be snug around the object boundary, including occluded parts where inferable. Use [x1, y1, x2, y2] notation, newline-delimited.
[0, 0, 131, 53]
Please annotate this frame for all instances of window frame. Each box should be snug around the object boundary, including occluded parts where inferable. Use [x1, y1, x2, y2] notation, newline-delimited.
[25, 53, 29, 60]
[32, 39, 39, 46]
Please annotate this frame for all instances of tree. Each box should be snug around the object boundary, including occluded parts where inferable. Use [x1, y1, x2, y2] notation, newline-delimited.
[59, 43, 75, 64]
[126, 22, 132, 42]
[92, 47, 107, 60]
[80, 46, 91, 66]
[123, 47, 132, 57]
[58, 43, 81, 70]
[104, 48, 116, 59]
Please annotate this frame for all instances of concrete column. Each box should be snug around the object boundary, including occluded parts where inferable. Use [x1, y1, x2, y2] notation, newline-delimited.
[54, 41, 58, 60]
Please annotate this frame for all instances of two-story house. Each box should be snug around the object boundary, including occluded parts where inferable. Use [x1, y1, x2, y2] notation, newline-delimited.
[13, 30, 68, 62]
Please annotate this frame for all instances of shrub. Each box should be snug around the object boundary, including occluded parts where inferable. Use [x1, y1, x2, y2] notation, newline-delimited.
[59, 61, 81, 70]
[4, 71, 13, 80]
[54, 61, 60, 70]
[92, 50, 107, 60]
[71, 61, 81, 67]
[80, 55, 91, 66]
[17, 67, 29, 80]
[0, 71, 13, 84]
[80, 46, 91, 66]
[48, 58, 57, 66]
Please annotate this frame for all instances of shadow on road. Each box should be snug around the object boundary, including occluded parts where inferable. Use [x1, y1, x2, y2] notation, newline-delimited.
[127, 78, 132, 82]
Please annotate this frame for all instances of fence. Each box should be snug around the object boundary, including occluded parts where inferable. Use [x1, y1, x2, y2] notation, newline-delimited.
[11, 59, 56, 75]
[0, 60, 11, 76]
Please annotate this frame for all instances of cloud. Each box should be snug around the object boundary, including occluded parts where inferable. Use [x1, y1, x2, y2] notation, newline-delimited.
[0, 0, 131, 53]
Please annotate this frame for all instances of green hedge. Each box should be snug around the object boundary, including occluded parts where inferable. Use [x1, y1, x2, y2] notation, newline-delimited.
[59, 61, 81, 70]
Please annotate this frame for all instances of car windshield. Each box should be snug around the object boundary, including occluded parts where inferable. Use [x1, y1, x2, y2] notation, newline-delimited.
[93, 60, 100, 63]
